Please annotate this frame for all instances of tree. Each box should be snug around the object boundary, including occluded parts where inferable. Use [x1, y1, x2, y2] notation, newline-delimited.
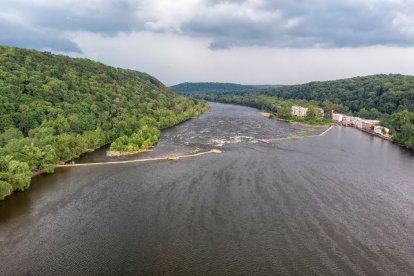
[388, 110, 414, 131]
[306, 107, 318, 119]
[276, 105, 291, 119]
[0, 127, 23, 146]
[0, 180, 13, 200]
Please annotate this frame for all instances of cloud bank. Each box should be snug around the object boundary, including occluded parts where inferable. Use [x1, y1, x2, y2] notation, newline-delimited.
[1, 0, 414, 52]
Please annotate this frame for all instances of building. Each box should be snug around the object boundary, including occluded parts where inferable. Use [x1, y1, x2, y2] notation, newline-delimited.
[331, 111, 381, 130]
[374, 126, 390, 135]
[352, 117, 363, 129]
[331, 111, 391, 140]
[332, 113, 343, 123]
[361, 119, 380, 131]
[291, 105, 324, 118]
[351, 117, 380, 131]
[342, 115, 352, 126]
[291, 105, 309, 117]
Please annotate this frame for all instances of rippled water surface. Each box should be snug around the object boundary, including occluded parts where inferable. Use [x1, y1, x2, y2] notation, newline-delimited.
[75, 103, 323, 163]
[1, 103, 414, 275]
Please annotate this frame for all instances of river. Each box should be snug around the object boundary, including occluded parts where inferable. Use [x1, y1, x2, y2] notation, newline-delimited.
[1, 103, 414, 275]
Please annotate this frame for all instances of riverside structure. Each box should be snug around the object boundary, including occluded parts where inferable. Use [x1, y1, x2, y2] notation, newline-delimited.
[330, 111, 392, 140]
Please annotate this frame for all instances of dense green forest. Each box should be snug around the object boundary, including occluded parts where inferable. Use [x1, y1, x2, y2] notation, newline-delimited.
[170, 82, 280, 93]
[260, 74, 414, 115]
[0, 45, 208, 200]
[181, 74, 414, 148]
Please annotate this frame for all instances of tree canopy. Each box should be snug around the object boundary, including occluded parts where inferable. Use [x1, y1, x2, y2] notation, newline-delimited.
[0, 45, 208, 200]
[259, 74, 414, 115]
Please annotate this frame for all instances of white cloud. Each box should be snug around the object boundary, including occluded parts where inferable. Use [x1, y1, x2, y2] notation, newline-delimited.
[71, 30, 414, 85]
[141, 0, 203, 32]
[2, 0, 414, 49]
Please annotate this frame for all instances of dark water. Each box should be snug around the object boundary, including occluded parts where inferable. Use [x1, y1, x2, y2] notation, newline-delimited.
[1, 103, 414, 275]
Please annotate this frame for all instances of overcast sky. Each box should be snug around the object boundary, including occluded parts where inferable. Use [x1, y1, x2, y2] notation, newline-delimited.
[1, 0, 414, 85]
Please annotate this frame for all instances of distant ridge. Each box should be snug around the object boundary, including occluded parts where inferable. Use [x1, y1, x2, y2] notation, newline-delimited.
[170, 82, 282, 93]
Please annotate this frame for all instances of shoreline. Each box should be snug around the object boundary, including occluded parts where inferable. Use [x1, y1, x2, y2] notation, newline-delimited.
[30, 108, 211, 177]
[106, 148, 153, 157]
[258, 110, 332, 127]
[258, 109, 394, 143]
[55, 149, 222, 168]
[259, 111, 271, 118]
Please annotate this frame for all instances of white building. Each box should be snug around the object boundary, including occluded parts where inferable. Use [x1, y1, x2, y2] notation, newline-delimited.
[356, 118, 381, 131]
[374, 126, 390, 135]
[291, 105, 309, 117]
[332, 113, 343, 123]
[341, 115, 352, 126]
[331, 111, 381, 130]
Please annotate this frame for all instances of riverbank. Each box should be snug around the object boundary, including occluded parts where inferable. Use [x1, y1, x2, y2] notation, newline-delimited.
[56, 149, 222, 168]
[258, 110, 332, 127]
[259, 111, 271, 118]
[106, 149, 153, 157]
[0, 106, 211, 201]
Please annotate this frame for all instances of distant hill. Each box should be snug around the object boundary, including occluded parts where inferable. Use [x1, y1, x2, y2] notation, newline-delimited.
[259, 74, 414, 115]
[170, 82, 281, 93]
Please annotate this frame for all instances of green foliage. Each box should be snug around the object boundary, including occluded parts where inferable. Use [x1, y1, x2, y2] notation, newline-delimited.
[386, 110, 414, 131]
[295, 130, 313, 137]
[0, 156, 31, 191]
[109, 126, 160, 152]
[276, 105, 291, 120]
[306, 107, 318, 119]
[259, 74, 414, 115]
[0, 180, 13, 200]
[0, 45, 209, 199]
[384, 110, 414, 148]
[0, 127, 23, 146]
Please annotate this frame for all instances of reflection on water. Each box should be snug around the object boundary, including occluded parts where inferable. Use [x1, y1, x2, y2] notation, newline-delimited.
[1, 103, 414, 275]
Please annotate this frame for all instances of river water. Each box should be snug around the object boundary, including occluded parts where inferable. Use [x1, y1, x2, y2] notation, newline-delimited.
[1, 103, 414, 275]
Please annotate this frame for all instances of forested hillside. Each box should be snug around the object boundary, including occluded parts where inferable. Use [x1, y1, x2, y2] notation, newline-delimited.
[260, 74, 414, 148]
[170, 82, 279, 93]
[0, 45, 208, 200]
[261, 74, 414, 115]
[184, 75, 414, 149]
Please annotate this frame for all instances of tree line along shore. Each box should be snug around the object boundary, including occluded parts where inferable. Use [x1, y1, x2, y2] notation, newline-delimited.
[0, 45, 209, 200]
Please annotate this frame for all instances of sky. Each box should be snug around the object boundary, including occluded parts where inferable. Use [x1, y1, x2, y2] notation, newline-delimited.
[1, 0, 414, 85]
